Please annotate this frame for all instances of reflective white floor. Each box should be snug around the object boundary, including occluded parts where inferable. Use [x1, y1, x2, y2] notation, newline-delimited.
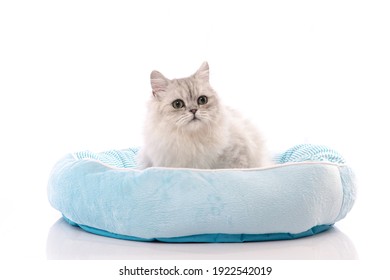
[46, 218, 357, 260]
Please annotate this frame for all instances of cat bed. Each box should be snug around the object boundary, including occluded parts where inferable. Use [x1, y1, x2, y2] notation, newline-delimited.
[47, 144, 356, 242]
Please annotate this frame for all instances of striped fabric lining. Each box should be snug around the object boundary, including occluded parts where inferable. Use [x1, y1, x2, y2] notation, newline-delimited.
[74, 144, 345, 169]
[75, 147, 140, 168]
[275, 144, 346, 164]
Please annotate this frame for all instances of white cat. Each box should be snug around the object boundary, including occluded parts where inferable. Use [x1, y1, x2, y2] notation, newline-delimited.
[138, 62, 271, 169]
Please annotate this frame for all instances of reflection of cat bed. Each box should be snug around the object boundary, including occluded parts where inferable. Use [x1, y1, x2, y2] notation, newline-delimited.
[48, 144, 356, 242]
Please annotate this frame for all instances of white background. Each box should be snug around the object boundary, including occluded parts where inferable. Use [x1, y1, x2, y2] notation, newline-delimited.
[1, 0, 390, 277]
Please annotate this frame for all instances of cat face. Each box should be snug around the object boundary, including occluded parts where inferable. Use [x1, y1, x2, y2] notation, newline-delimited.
[149, 62, 221, 132]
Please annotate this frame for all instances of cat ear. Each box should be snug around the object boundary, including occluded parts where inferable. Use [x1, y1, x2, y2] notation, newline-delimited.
[195, 61, 209, 83]
[150, 70, 168, 96]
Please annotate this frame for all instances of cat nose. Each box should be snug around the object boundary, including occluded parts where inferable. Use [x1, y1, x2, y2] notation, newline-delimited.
[189, 109, 198, 114]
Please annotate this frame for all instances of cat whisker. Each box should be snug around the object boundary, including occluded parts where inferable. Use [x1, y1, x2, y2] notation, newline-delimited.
[175, 115, 187, 124]
[196, 113, 216, 136]
[176, 114, 192, 127]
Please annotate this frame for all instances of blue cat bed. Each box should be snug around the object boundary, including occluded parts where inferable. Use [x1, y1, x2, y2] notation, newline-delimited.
[47, 144, 356, 242]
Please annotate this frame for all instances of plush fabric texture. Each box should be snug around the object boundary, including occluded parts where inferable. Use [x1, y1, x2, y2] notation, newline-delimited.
[47, 144, 356, 242]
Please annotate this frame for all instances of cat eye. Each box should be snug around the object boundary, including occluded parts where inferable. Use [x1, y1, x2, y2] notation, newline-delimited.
[172, 99, 185, 109]
[197, 95, 208, 105]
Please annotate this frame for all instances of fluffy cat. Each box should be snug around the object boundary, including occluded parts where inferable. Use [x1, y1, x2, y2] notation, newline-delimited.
[138, 62, 271, 169]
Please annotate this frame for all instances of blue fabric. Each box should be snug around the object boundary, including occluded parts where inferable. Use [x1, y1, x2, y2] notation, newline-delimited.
[74, 144, 345, 168]
[48, 144, 356, 242]
[62, 216, 332, 242]
[276, 144, 346, 164]
[74, 147, 139, 168]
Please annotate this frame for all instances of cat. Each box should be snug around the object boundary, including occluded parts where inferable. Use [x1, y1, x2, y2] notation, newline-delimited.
[137, 62, 271, 169]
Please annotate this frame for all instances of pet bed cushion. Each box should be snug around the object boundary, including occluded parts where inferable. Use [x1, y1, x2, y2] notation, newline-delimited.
[47, 144, 356, 242]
